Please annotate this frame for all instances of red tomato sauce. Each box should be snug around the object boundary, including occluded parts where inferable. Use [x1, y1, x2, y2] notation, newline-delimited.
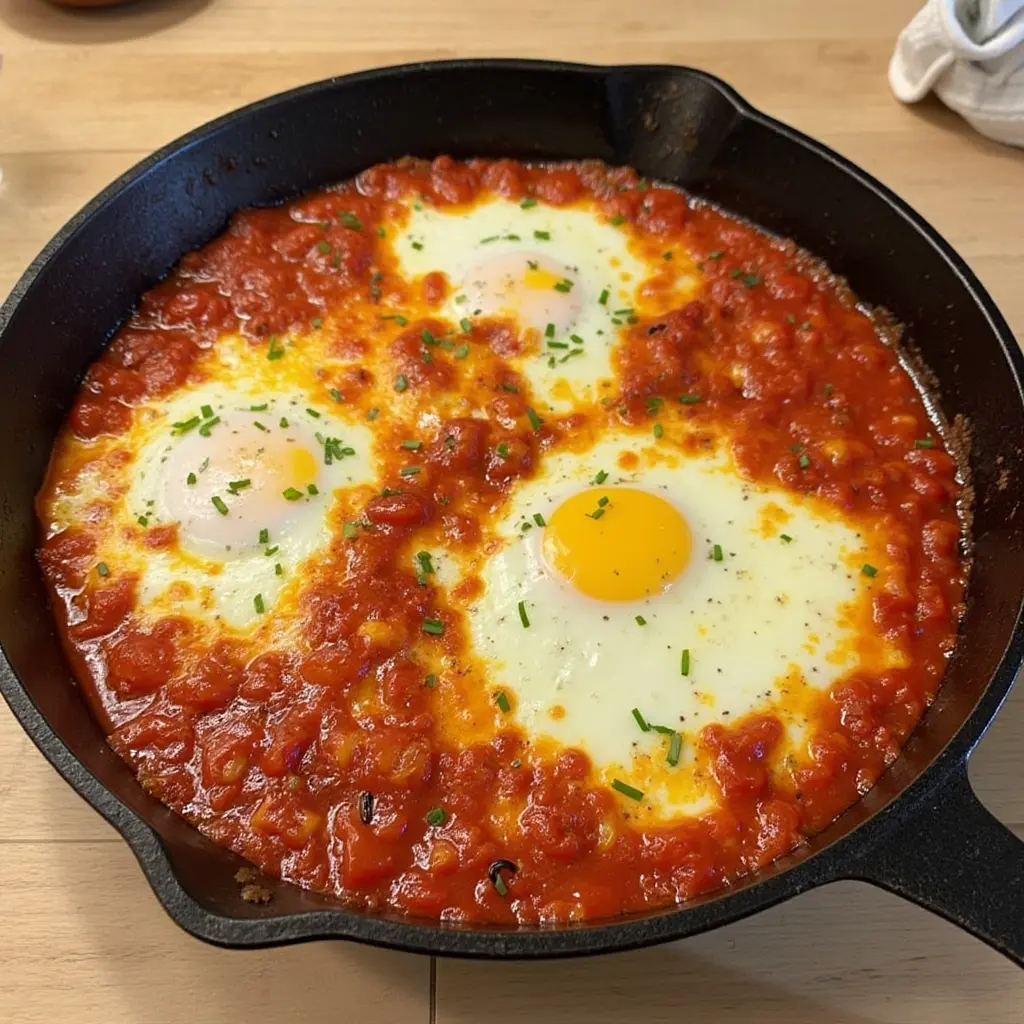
[37, 158, 966, 924]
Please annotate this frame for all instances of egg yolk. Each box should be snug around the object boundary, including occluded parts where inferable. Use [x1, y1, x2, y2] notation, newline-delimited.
[162, 420, 321, 559]
[543, 487, 690, 601]
[459, 251, 582, 338]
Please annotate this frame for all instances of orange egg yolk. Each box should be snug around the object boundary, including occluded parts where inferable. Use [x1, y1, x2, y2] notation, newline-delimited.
[542, 487, 691, 601]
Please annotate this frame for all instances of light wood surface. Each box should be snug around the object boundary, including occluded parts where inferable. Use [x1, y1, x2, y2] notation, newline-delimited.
[1, 1, 1023, 1020]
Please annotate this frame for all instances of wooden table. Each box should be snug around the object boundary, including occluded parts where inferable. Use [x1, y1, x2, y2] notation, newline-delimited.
[1, 0, 1022, 1019]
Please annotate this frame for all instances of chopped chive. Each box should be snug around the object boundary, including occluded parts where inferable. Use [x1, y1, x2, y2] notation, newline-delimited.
[785, 314, 796, 325]
[200, 404, 214, 419]
[401, 440, 423, 450]
[632, 708, 650, 732]
[527, 407, 543, 432]
[554, 279, 574, 293]
[653, 423, 664, 439]
[253, 594, 265, 614]
[534, 230, 550, 241]
[366, 407, 380, 421]
[171, 416, 201, 435]
[517, 600, 530, 628]
[337, 211, 362, 230]
[496, 443, 510, 459]
[593, 469, 608, 484]
[376, 226, 386, 238]
[97, 562, 109, 577]
[664, 251, 673, 261]
[570, 334, 584, 345]
[459, 318, 473, 333]
[730, 268, 743, 279]
[275, 563, 283, 576]
[317, 241, 331, 254]
[501, 382, 519, 393]
[495, 691, 511, 713]
[425, 807, 447, 827]
[267, 336, 285, 360]
[259, 528, 270, 544]
[709, 250, 724, 260]
[742, 274, 762, 288]
[343, 522, 359, 540]
[610, 215, 625, 227]
[712, 544, 723, 562]
[597, 496, 609, 507]
[545, 323, 556, 339]
[329, 388, 343, 403]
[680, 649, 691, 676]
[635, 615, 647, 626]
[798, 453, 811, 469]
[211, 496, 229, 516]
[307, 484, 319, 496]
[198, 416, 221, 437]
[533, 513, 546, 527]
[667, 732, 682, 767]
[611, 779, 644, 801]
[651, 724, 675, 736]
[228, 479, 251, 494]
[410, 241, 423, 251]
[548, 341, 569, 349]
[186, 472, 197, 486]
[780, 533, 793, 543]
[394, 375, 408, 392]
[598, 289, 610, 305]
[381, 313, 409, 326]
[520, 197, 538, 208]
[588, 507, 606, 520]
[416, 551, 435, 575]
[137, 515, 149, 528]
[424, 673, 437, 688]
[282, 487, 304, 501]
[311, 318, 323, 329]
[279, 417, 289, 428]
[861, 564, 878, 578]
[800, 321, 811, 331]
[249, 403, 268, 411]
[915, 438, 936, 449]
[421, 329, 438, 346]
[422, 617, 445, 635]
[399, 465, 421, 476]
[454, 344, 470, 359]
[264, 545, 279, 556]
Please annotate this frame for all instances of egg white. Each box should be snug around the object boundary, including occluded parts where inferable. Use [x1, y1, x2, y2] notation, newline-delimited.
[460, 434, 881, 815]
[393, 197, 651, 410]
[123, 382, 376, 631]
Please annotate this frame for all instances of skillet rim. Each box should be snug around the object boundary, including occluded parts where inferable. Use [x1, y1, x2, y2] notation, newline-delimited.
[1, 57, 1022, 958]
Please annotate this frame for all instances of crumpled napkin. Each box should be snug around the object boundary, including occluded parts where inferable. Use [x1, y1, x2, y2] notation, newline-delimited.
[889, 0, 1024, 146]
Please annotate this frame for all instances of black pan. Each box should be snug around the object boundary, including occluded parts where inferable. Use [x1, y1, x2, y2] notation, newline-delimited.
[1, 59, 1023, 963]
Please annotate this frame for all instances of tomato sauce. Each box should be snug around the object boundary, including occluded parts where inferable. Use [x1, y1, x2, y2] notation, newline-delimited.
[37, 158, 966, 924]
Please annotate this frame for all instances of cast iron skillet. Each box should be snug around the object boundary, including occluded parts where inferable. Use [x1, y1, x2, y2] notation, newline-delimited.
[1, 59, 1023, 963]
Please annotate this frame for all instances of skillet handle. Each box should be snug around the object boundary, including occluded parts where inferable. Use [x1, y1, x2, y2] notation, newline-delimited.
[850, 764, 1024, 966]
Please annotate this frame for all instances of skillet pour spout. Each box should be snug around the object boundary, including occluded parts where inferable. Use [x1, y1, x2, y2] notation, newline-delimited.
[0, 59, 1022, 962]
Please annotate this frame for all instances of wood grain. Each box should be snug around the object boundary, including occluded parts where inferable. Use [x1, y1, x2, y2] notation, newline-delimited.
[1, 0, 1023, 1020]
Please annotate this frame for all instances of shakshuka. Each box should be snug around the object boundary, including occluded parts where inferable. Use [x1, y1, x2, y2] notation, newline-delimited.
[37, 158, 967, 924]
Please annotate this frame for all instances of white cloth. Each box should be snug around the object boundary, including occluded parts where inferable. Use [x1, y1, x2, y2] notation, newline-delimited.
[889, 0, 1024, 146]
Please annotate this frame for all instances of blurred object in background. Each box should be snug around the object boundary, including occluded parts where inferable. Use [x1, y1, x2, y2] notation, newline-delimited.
[45, 0, 135, 7]
[890, 0, 1024, 146]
